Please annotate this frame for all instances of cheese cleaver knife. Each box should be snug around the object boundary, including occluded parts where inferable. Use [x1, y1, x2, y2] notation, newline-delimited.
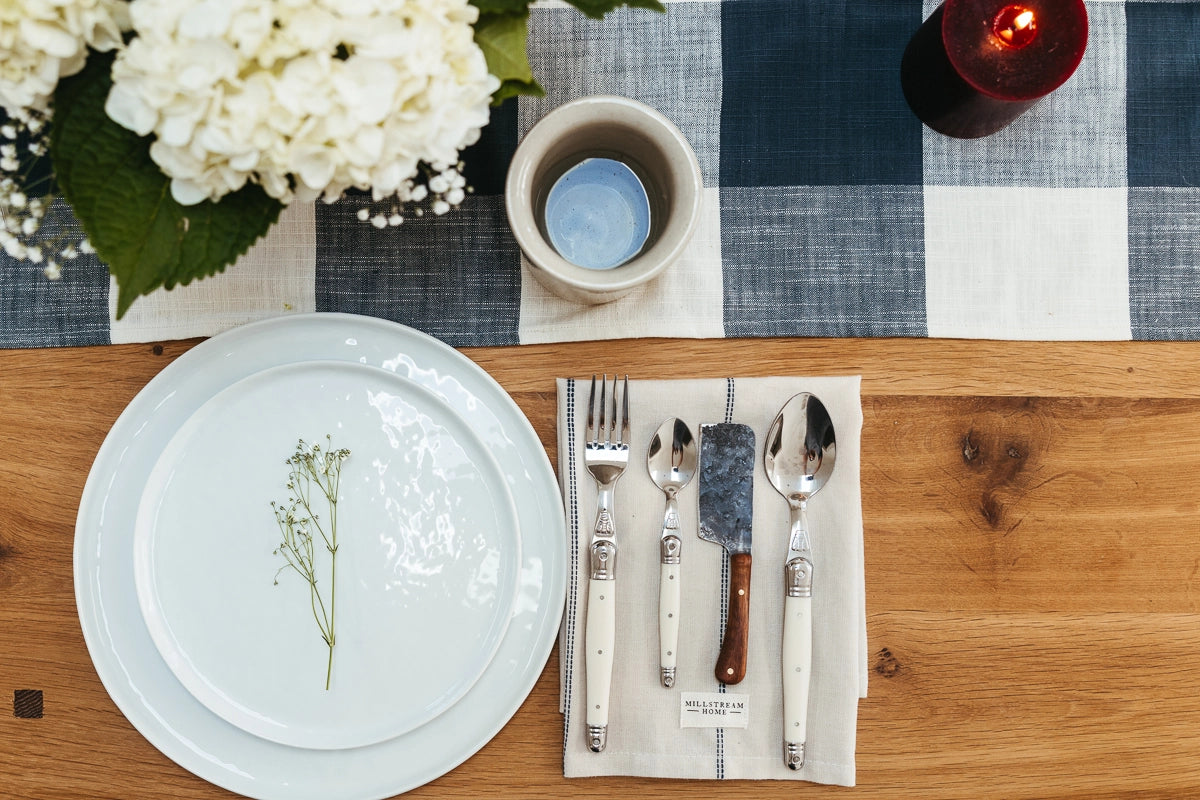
[697, 422, 756, 685]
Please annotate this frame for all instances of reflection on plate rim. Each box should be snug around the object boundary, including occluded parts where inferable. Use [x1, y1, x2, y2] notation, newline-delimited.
[131, 359, 523, 751]
[73, 313, 566, 800]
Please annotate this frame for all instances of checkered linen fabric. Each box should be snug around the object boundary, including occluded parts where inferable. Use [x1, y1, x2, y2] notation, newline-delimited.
[2, 0, 1196, 347]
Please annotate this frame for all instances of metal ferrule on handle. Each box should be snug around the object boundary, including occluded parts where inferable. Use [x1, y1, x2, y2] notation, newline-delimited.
[589, 487, 617, 581]
[660, 491, 682, 556]
[782, 499, 814, 770]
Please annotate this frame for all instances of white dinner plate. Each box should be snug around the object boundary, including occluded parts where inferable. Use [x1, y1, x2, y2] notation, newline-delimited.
[75, 314, 566, 800]
[133, 360, 521, 750]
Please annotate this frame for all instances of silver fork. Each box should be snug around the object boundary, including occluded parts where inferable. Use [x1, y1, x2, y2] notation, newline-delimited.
[583, 373, 629, 753]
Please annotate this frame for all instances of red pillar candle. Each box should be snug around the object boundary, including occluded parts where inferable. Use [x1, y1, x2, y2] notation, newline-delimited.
[901, 0, 1088, 138]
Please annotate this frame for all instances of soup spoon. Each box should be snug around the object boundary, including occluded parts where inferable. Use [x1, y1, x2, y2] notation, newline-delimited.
[764, 393, 837, 771]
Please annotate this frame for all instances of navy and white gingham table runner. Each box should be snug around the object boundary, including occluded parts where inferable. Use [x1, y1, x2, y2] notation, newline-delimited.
[3, 0, 1198, 348]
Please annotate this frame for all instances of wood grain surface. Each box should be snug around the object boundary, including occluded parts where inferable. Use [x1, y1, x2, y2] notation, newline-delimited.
[3, 336, 1200, 799]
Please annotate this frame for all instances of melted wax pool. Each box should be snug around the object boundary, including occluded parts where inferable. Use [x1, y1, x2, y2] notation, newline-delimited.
[544, 158, 651, 270]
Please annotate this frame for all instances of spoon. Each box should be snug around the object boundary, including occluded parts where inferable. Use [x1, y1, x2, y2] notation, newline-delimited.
[764, 392, 837, 771]
[646, 417, 698, 688]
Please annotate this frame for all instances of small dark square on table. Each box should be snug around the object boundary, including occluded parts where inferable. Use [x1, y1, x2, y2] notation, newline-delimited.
[13, 689, 43, 719]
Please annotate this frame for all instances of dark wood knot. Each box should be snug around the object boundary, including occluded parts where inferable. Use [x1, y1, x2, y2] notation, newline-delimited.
[874, 647, 902, 678]
[980, 491, 1005, 529]
[962, 433, 980, 463]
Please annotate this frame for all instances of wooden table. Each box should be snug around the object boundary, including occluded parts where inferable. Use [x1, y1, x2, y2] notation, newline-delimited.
[3, 336, 1199, 799]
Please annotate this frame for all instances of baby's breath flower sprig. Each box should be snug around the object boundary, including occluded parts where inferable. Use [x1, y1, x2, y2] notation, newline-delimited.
[354, 161, 472, 229]
[272, 435, 352, 691]
[0, 107, 94, 279]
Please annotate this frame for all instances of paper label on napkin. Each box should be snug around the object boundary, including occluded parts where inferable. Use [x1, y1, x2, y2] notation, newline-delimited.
[679, 692, 750, 729]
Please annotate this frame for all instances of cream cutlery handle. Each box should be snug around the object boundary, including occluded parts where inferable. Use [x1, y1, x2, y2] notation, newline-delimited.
[585, 575, 616, 752]
[782, 566, 812, 770]
[659, 550, 680, 688]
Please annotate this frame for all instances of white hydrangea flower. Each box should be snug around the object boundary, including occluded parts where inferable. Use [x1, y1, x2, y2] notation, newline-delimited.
[106, 0, 499, 207]
[0, 0, 130, 113]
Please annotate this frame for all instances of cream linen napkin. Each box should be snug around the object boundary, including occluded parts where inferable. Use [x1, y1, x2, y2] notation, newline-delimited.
[556, 376, 866, 786]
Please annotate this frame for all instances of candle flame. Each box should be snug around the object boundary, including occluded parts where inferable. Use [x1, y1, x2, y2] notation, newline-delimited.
[993, 5, 1038, 48]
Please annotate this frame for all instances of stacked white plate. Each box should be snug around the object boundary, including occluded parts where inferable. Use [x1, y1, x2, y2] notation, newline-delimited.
[74, 314, 566, 800]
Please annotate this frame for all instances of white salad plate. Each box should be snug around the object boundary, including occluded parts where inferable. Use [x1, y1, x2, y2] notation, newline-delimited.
[74, 313, 566, 800]
[132, 360, 521, 750]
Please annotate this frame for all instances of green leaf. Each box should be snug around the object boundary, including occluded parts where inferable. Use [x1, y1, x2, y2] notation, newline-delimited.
[469, 0, 532, 16]
[50, 50, 282, 318]
[473, 11, 544, 104]
[563, 0, 665, 19]
[492, 75, 545, 105]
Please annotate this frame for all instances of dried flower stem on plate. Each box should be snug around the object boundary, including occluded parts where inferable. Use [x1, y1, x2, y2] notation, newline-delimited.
[272, 436, 351, 690]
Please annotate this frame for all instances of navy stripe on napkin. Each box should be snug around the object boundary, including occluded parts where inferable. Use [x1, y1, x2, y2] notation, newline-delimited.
[713, 377, 737, 780]
[563, 378, 580, 756]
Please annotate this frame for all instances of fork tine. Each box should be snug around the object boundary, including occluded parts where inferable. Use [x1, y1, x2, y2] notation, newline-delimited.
[598, 373, 608, 443]
[587, 374, 598, 444]
[610, 374, 621, 445]
[620, 375, 630, 445]
[605, 374, 616, 445]
[609, 375, 618, 445]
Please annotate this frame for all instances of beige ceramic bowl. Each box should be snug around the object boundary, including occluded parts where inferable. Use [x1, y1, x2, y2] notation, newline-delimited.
[505, 96, 703, 304]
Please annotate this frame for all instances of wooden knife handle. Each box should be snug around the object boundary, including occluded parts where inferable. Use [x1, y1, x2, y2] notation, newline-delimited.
[715, 552, 751, 685]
